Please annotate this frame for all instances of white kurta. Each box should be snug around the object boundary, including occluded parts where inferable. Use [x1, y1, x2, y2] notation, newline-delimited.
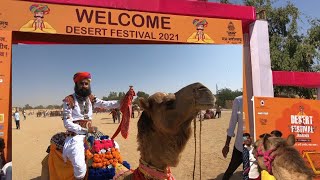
[62, 93, 120, 179]
[226, 95, 243, 152]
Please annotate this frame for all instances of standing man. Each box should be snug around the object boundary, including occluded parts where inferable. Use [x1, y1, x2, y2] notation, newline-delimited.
[116, 108, 121, 124]
[215, 105, 222, 118]
[13, 110, 20, 130]
[22, 110, 26, 120]
[221, 95, 243, 180]
[62, 72, 133, 180]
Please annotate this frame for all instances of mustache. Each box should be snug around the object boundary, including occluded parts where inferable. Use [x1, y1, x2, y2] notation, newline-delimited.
[74, 84, 92, 97]
[34, 16, 44, 18]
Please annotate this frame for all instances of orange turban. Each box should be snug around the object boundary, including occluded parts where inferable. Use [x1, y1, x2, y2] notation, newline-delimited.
[73, 72, 91, 83]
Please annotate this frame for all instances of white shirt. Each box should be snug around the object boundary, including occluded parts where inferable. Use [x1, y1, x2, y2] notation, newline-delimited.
[227, 95, 243, 152]
[1, 162, 11, 180]
[13, 112, 20, 121]
[245, 145, 260, 179]
[63, 93, 120, 134]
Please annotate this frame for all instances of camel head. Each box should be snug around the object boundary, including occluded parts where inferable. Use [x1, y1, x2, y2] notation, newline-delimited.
[253, 134, 296, 171]
[139, 82, 214, 134]
[253, 134, 313, 179]
[137, 82, 214, 168]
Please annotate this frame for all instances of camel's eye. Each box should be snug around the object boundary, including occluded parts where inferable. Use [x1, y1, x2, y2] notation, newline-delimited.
[165, 100, 175, 109]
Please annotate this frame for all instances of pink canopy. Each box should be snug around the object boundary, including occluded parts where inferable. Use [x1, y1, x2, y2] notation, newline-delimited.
[273, 71, 320, 88]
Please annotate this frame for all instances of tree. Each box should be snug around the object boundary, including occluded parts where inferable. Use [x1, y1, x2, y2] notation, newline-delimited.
[238, 0, 320, 98]
[24, 104, 33, 109]
[34, 105, 44, 109]
[133, 91, 150, 105]
[215, 88, 242, 108]
[102, 91, 126, 101]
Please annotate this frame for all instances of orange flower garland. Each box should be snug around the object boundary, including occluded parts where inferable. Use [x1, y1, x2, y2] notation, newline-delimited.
[86, 147, 123, 168]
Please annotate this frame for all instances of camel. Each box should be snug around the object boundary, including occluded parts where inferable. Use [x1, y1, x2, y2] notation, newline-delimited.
[41, 82, 215, 180]
[253, 134, 314, 180]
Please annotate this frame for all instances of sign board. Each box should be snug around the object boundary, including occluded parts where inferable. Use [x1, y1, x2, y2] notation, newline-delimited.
[253, 96, 320, 154]
[0, 0, 243, 44]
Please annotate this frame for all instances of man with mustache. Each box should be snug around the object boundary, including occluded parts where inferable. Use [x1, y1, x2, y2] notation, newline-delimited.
[20, 4, 56, 33]
[62, 72, 122, 180]
[187, 19, 214, 44]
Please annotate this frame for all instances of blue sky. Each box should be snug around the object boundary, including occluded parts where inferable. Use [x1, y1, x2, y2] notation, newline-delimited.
[12, 45, 243, 107]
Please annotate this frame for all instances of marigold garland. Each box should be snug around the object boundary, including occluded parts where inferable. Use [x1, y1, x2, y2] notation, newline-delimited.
[85, 135, 130, 179]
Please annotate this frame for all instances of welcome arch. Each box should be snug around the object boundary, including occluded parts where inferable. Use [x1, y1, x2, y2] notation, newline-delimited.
[0, 0, 270, 174]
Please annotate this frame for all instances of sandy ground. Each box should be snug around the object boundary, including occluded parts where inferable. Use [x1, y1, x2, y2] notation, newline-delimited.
[12, 110, 242, 180]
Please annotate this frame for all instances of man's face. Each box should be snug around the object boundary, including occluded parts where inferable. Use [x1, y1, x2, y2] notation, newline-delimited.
[243, 136, 252, 146]
[197, 24, 204, 31]
[75, 79, 92, 97]
[34, 12, 44, 20]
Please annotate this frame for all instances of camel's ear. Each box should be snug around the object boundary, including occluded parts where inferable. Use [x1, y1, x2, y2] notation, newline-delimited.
[139, 97, 150, 111]
[287, 134, 295, 146]
[262, 135, 271, 150]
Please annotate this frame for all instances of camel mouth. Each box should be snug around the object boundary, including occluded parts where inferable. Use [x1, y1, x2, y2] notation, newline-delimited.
[195, 96, 215, 110]
[196, 103, 214, 110]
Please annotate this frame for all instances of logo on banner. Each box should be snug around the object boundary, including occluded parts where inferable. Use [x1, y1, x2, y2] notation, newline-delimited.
[19, 4, 57, 34]
[290, 105, 316, 138]
[227, 21, 236, 37]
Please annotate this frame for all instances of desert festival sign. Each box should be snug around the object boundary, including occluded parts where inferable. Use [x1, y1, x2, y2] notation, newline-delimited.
[0, 0, 243, 44]
[0, 30, 12, 161]
[253, 96, 320, 154]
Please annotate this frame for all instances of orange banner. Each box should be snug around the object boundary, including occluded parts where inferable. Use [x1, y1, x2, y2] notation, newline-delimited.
[0, 0, 243, 44]
[253, 96, 320, 154]
[0, 30, 12, 162]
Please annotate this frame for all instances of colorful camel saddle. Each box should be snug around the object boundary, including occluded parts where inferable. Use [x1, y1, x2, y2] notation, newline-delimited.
[48, 131, 131, 180]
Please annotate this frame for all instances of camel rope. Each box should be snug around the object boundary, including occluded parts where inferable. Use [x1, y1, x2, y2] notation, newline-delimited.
[193, 117, 197, 180]
[199, 114, 202, 180]
[193, 111, 202, 180]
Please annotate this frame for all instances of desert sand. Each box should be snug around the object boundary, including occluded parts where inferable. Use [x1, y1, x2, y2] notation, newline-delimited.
[12, 110, 242, 180]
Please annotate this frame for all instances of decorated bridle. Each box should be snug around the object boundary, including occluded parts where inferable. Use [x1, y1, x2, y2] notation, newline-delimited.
[256, 143, 278, 175]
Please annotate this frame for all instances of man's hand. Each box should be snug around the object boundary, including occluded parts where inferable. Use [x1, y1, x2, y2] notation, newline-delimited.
[88, 126, 98, 133]
[222, 145, 229, 158]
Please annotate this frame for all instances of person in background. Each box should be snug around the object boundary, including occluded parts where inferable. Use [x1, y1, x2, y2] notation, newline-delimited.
[270, 130, 282, 137]
[243, 133, 260, 180]
[221, 95, 243, 180]
[215, 105, 222, 118]
[13, 110, 20, 130]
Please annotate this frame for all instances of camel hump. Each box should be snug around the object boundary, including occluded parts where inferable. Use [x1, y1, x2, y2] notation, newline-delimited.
[63, 94, 96, 109]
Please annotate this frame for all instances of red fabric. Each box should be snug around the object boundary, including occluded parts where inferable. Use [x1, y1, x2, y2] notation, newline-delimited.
[272, 71, 320, 88]
[133, 168, 146, 180]
[111, 87, 136, 139]
[73, 72, 91, 83]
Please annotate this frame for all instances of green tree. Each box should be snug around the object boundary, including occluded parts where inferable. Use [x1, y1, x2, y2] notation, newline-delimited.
[34, 105, 44, 109]
[46, 105, 55, 109]
[133, 91, 150, 105]
[24, 104, 33, 109]
[102, 91, 126, 101]
[239, 0, 319, 98]
[216, 88, 242, 108]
